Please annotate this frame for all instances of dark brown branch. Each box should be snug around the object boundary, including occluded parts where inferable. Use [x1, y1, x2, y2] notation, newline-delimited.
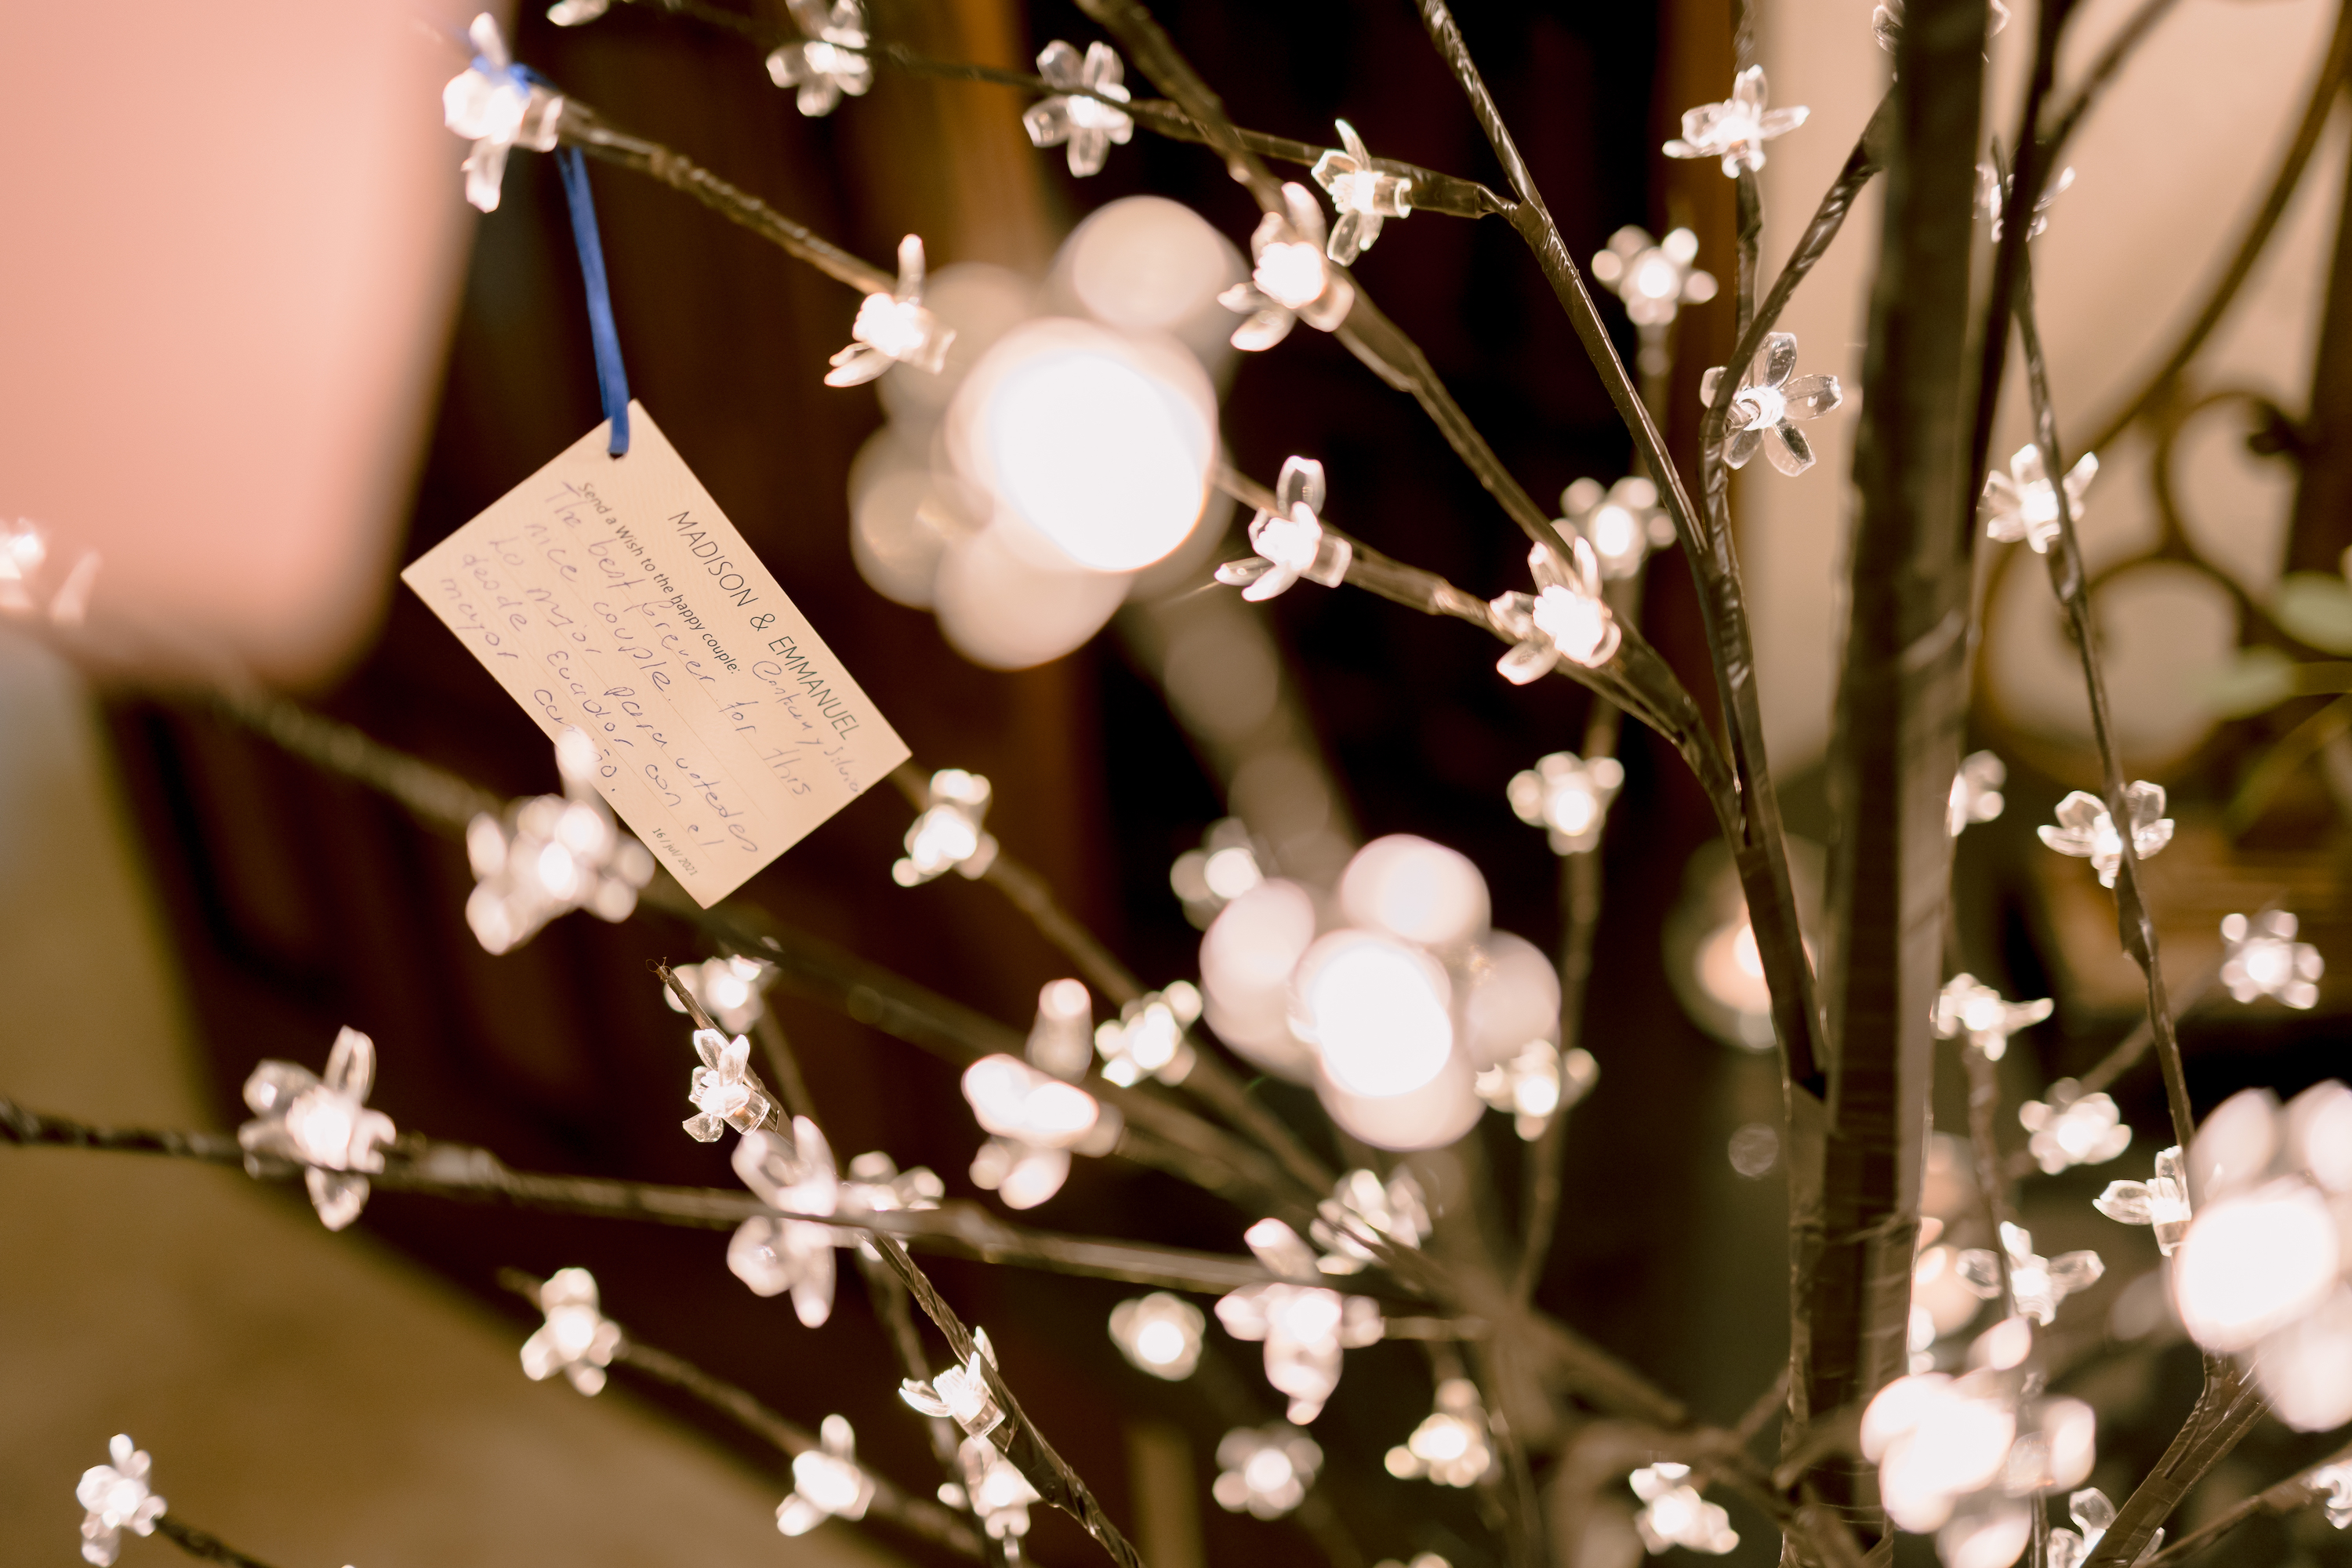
[2137, 1436, 2352, 1566]
[153, 1515, 281, 1568]
[2085, 1358, 2267, 1566]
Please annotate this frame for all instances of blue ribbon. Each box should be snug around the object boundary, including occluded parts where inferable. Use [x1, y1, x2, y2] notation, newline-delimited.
[554, 146, 632, 456]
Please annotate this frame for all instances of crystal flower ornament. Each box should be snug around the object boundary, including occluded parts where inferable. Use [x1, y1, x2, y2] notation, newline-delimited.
[828, 235, 955, 387]
[1025, 978, 1095, 1081]
[465, 728, 655, 955]
[682, 1027, 772, 1142]
[839, 1149, 945, 1218]
[1932, 974, 2054, 1062]
[1490, 537, 1623, 683]
[1217, 456, 1353, 601]
[1479, 1043, 1597, 1139]
[777, 1415, 875, 1536]
[1022, 41, 1133, 176]
[78, 1435, 165, 1567]
[1310, 1168, 1430, 1275]
[1094, 982, 1200, 1087]
[2092, 1145, 2191, 1254]
[1700, 332, 1844, 475]
[1628, 1462, 1739, 1555]
[1592, 227, 1718, 328]
[441, 14, 564, 214]
[238, 1026, 397, 1231]
[520, 1267, 623, 1395]
[1215, 1218, 1384, 1422]
[1169, 818, 1263, 927]
[893, 768, 997, 886]
[1220, 183, 1358, 350]
[2038, 784, 2172, 887]
[765, 0, 873, 118]
[2045, 1488, 2162, 1568]
[958, 1434, 1042, 1557]
[1509, 750, 1626, 855]
[1214, 1425, 1323, 1518]
[663, 955, 775, 1035]
[1958, 1221, 2104, 1324]
[962, 1054, 1109, 1209]
[1948, 750, 2006, 836]
[1560, 475, 1673, 579]
[728, 1118, 842, 1327]
[1384, 1379, 1494, 1488]
[2220, 911, 2323, 1007]
[1979, 162, 2074, 244]
[1664, 67, 1809, 176]
[1312, 120, 1414, 264]
[900, 1330, 1008, 1441]
[1109, 1292, 1207, 1379]
[1981, 444, 2098, 553]
[2018, 1080, 2132, 1174]
[2314, 1462, 2352, 1529]
[0, 517, 102, 626]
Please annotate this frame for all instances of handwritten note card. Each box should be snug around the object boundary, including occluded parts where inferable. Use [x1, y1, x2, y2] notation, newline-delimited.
[402, 401, 909, 907]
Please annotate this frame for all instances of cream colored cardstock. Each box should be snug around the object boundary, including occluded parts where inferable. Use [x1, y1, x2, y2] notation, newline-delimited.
[402, 401, 909, 907]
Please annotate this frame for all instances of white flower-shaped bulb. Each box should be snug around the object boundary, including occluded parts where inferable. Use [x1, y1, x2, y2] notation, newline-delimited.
[1291, 932, 1454, 1098]
[683, 1026, 773, 1142]
[1025, 977, 1096, 1081]
[1860, 1312, 2078, 1540]
[1664, 66, 1808, 176]
[520, 1267, 623, 1395]
[1220, 183, 1358, 350]
[828, 235, 956, 387]
[1509, 750, 1626, 855]
[1978, 162, 2074, 244]
[547, 0, 613, 24]
[1957, 1221, 2104, 1325]
[1490, 536, 1623, 683]
[1312, 120, 1415, 264]
[956, 1434, 1041, 1548]
[238, 1026, 398, 1231]
[1338, 833, 1491, 950]
[778, 1415, 876, 1536]
[728, 1118, 842, 1327]
[2312, 1462, 2351, 1529]
[2019, 1080, 2132, 1174]
[1216, 1219, 1384, 1422]
[1218, 456, 1355, 601]
[839, 1149, 945, 1216]
[1559, 475, 1672, 580]
[1982, 443, 2098, 553]
[1592, 227, 1718, 329]
[2038, 784, 2172, 887]
[1311, 1168, 1430, 1274]
[1477, 1042, 1597, 1139]
[894, 768, 998, 886]
[901, 1330, 1008, 1440]
[1213, 1424, 1323, 1518]
[1199, 877, 1323, 1082]
[963, 1053, 1107, 1209]
[765, 0, 873, 117]
[1932, 974, 2053, 1062]
[465, 728, 657, 955]
[2220, 911, 2324, 1007]
[1384, 1379, 1493, 1488]
[1948, 750, 2006, 836]
[1629, 1461, 1740, 1554]
[1170, 818, 1264, 928]
[1700, 332, 1843, 475]
[1022, 41, 1134, 176]
[2092, 1144, 2192, 1254]
[441, 13, 565, 213]
[1109, 1292, 1206, 1380]
[664, 955, 775, 1036]
[78, 1435, 165, 1567]
[1095, 982, 1201, 1087]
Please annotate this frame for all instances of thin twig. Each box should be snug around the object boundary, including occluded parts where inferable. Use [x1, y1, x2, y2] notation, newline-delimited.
[2085, 1358, 2267, 1566]
[2136, 1437, 2352, 1566]
[153, 1516, 281, 1568]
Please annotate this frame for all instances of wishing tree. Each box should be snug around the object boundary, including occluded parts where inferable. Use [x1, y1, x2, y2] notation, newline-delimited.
[9, 0, 2352, 1566]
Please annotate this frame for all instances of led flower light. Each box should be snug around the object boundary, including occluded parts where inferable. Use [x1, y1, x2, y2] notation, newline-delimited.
[1479, 1043, 1598, 1141]
[828, 235, 956, 387]
[0, 517, 101, 626]
[78, 1435, 165, 1567]
[2314, 1462, 2352, 1529]
[1509, 750, 1626, 854]
[519, 1267, 623, 1396]
[1094, 982, 1201, 1087]
[840, 1149, 946, 1218]
[901, 1330, 1008, 1440]
[958, 1435, 1041, 1557]
[662, 955, 775, 1036]
[1024, 978, 1095, 1082]
[962, 1053, 1110, 1209]
[1109, 1292, 1206, 1380]
[1214, 1424, 1323, 1518]
[1169, 818, 1264, 927]
[1664, 66, 1809, 176]
[1199, 877, 1323, 1081]
[1978, 163, 2074, 244]
[682, 1027, 773, 1142]
[2168, 1083, 2352, 1430]
[238, 1026, 398, 1232]
[728, 1118, 842, 1327]
[1292, 931, 1456, 1099]
[765, 0, 873, 118]
[1490, 536, 1624, 682]
[1958, 1222, 2104, 1325]
[894, 768, 998, 886]
[1560, 475, 1673, 580]
[2044, 1487, 2160, 1568]
[1022, 41, 1133, 177]
[1628, 1462, 1739, 1555]
[1592, 227, 1718, 328]
[441, 13, 564, 213]
[2220, 910, 2324, 1007]
[546, 0, 612, 24]
[465, 728, 656, 956]
[1700, 332, 1844, 476]
[1311, 1168, 1430, 1275]
[1981, 444, 2098, 554]
[1312, 120, 1415, 264]
[1216, 1218, 1384, 1422]
[1933, 975, 2054, 1062]
[1215, 455, 1354, 601]
[1220, 183, 1358, 350]
[1385, 1379, 1493, 1488]
[2092, 1145, 2192, 1255]
[2038, 784, 2172, 888]
[2018, 1081, 2132, 1174]
[777, 1415, 875, 1536]
[1338, 833, 1491, 951]
[1948, 750, 2006, 836]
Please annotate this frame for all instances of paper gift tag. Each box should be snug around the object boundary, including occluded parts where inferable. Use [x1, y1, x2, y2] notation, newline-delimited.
[403, 401, 909, 907]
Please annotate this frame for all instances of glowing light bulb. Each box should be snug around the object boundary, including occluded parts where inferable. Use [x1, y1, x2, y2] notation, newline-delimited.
[1338, 834, 1490, 949]
[1292, 932, 1453, 1098]
[1199, 878, 1321, 1081]
[2171, 1181, 2340, 1352]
